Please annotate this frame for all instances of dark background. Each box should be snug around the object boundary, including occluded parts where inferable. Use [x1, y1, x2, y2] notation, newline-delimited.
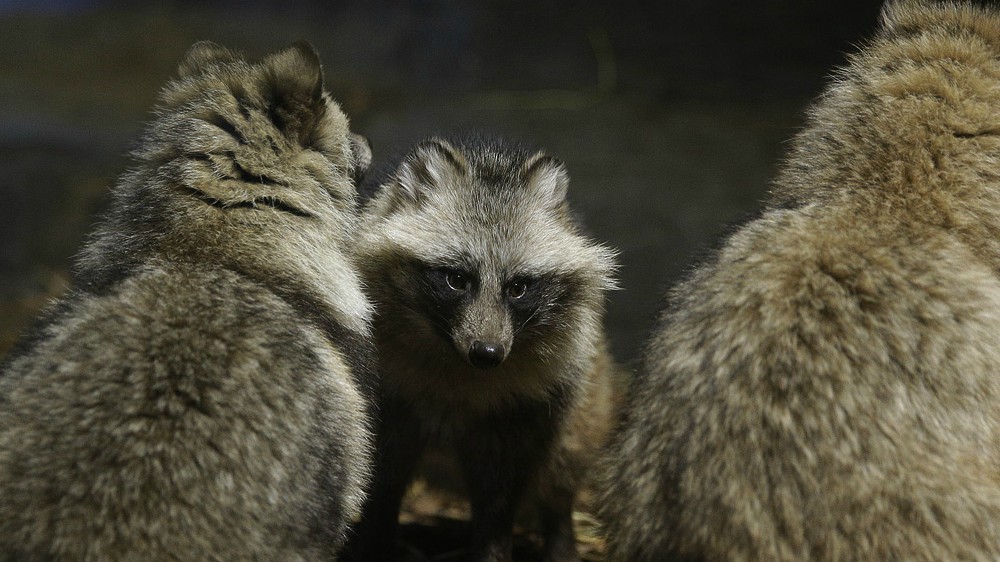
[0, 0, 886, 364]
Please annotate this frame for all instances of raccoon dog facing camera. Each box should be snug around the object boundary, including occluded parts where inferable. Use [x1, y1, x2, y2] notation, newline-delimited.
[350, 136, 619, 562]
[602, 2, 1000, 561]
[0, 41, 374, 561]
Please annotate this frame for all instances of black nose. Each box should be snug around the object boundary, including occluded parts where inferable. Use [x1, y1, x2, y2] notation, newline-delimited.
[468, 341, 506, 369]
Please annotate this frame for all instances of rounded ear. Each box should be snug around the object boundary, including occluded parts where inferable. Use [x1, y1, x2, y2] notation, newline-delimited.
[522, 152, 569, 209]
[395, 139, 467, 203]
[261, 41, 326, 147]
[177, 40, 237, 78]
[263, 40, 324, 105]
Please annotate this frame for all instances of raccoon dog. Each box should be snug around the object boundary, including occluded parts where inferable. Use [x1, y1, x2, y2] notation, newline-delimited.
[0, 41, 374, 561]
[350, 135, 618, 562]
[601, 2, 1000, 560]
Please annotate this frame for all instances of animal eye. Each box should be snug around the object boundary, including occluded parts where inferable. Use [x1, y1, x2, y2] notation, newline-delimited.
[445, 271, 469, 292]
[507, 280, 528, 300]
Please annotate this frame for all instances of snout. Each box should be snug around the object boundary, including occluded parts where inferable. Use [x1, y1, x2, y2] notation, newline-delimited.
[467, 340, 506, 369]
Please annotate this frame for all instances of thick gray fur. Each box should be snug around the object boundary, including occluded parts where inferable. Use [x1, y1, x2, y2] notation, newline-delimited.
[0, 41, 375, 561]
[601, 2, 1000, 560]
[350, 135, 620, 562]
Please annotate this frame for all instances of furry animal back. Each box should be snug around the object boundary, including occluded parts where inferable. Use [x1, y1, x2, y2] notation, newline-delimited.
[602, 1, 1000, 561]
[350, 136, 619, 562]
[0, 41, 374, 561]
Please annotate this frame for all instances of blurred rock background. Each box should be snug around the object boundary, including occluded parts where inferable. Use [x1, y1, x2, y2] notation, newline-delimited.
[0, 1, 883, 557]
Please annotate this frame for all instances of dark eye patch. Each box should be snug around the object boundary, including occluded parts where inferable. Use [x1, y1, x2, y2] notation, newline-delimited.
[506, 276, 547, 326]
[506, 271, 583, 337]
[424, 266, 477, 299]
[506, 278, 528, 299]
[445, 270, 473, 293]
[406, 261, 478, 344]
[505, 275, 540, 309]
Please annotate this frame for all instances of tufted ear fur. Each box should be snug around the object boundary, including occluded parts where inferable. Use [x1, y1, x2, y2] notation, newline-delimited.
[177, 40, 238, 78]
[395, 138, 467, 203]
[260, 41, 326, 148]
[521, 151, 569, 210]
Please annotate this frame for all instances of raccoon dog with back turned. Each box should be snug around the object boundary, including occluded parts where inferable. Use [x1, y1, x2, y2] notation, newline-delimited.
[0, 41, 374, 561]
[602, 1, 1000, 560]
[350, 135, 619, 562]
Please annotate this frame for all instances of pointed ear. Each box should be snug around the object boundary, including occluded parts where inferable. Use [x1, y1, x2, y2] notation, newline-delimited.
[395, 139, 467, 203]
[178, 40, 238, 78]
[261, 41, 326, 146]
[522, 152, 569, 209]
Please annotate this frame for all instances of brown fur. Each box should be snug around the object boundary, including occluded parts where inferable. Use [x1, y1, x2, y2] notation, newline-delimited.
[0, 42, 374, 561]
[412, 335, 626, 561]
[601, 2, 1000, 560]
[531, 336, 626, 561]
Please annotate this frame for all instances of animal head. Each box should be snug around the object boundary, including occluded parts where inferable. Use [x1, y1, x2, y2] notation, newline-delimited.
[358, 136, 617, 372]
[144, 40, 371, 222]
[75, 41, 374, 333]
